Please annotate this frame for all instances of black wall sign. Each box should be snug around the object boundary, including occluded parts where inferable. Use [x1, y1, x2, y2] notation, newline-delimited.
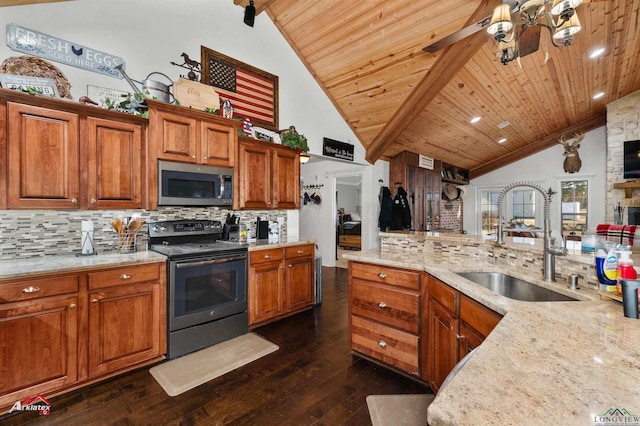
[323, 137, 354, 161]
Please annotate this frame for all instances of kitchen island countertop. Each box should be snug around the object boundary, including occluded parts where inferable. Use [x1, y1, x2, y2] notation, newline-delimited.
[343, 248, 640, 426]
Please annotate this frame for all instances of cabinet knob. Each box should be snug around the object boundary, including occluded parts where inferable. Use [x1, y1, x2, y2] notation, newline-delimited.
[22, 286, 40, 293]
[91, 298, 99, 303]
[71, 198, 78, 204]
[192, 155, 196, 159]
[377, 340, 387, 348]
[69, 303, 77, 309]
[455, 334, 464, 341]
[203, 156, 208, 160]
[288, 264, 292, 268]
[378, 272, 387, 279]
[378, 302, 387, 308]
[264, 255, 272, 259]
[90, 198, 97, 204]
[120, 273, 132, 280]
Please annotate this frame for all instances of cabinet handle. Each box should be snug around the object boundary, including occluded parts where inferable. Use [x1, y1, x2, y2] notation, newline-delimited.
[297, 250, 304, 254]
[378, 302, 387, 308]
[378, 272, 387, 279]
[71, 198, 77, 204]
[22, 286, 40, 293]
[288, 264, 292, 268]
[90, 198, 97, 204]
[69, 303, 76, 309]
[377, 340, 387, 348]
[264, 255, 272, 259]
[192, 155, 197, 159]
[120, 273, 132, 280]
[91, 298, 99, 303]
[455, 334, 464, 341]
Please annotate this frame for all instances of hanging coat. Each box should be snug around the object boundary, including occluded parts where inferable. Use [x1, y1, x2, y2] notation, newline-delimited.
[391, 186, 412, 230]
[378, 186, 394, 231]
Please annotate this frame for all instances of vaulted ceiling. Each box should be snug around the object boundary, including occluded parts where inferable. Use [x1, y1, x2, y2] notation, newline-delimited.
[242, 0, 640, 177]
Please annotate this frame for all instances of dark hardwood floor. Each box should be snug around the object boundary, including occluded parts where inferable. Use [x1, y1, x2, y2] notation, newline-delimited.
[1, 267, 431, 425]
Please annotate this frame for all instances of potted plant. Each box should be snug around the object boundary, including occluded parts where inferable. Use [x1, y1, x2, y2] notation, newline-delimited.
[280, 126, 309, 152]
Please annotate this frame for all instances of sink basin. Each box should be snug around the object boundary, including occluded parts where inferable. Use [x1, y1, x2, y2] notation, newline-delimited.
[456, 272, 578, 302]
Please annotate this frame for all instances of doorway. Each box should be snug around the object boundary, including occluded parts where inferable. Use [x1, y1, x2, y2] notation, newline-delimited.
[334, 173, 363, 269]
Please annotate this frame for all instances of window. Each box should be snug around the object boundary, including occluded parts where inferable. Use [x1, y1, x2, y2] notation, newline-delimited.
[561, 180, 588, 236]
[512, 189, 536, 226]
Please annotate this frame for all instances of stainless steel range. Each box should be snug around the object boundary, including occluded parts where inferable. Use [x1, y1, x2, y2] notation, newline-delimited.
[148, 219, 248, 359]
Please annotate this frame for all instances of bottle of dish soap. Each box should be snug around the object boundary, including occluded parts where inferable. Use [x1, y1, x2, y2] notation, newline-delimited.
[602, 248, 619, 292]
[616, 250, 637, 296]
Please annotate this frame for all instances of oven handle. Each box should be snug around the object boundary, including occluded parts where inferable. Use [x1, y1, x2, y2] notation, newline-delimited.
[175, 255, 247, 269]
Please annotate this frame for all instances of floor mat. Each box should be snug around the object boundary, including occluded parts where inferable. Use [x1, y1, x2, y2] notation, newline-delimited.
[366, 394, 435, 426]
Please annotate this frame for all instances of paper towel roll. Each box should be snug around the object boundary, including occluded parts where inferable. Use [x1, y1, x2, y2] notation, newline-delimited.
[81, 220, 94, 255]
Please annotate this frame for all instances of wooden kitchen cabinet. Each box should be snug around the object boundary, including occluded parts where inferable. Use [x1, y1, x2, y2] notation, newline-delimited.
[427, 275, 502, 392]
[1, 88, 149, 210]
[84, 116, 145, 209]
[238, 137, 300, 210]
[248, 244, 314, 327]
[0, 261, 166, 413]
[6, 101, 80, 209]
[349, 262, 424, 377]
[0, 272, 81, 410]
[148, 100, 237, 167]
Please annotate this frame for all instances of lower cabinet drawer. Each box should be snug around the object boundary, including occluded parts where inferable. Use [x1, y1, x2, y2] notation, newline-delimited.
[351, 316, 419, 375]
[88, 263, 160, 290]
[351, 280, 419, 333]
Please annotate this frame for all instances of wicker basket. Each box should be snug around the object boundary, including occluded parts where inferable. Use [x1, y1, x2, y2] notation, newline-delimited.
[0, 56, 71, 98]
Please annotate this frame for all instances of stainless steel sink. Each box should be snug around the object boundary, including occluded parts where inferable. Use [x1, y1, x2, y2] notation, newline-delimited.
[456, 272, 578, 302]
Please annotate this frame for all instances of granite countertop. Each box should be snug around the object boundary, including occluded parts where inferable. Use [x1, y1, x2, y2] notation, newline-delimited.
[343, 249, 640, 426]
[0, 250, 167, 280]
[247, 237, 315, 251]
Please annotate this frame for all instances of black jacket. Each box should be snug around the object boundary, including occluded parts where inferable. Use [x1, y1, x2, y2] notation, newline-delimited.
[378, 187, 394, 231]
[391, 186, 411, 230]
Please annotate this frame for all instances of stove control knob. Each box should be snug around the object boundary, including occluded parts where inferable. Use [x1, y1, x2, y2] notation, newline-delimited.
[160, 225, 167, 231]
[152, 225, 160, 232]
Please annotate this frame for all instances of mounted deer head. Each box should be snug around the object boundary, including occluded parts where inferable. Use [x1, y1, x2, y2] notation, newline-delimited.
[558, 132, 584, 173]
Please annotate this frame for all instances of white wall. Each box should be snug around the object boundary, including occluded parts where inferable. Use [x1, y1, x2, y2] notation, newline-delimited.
[337, 183, 359, 214]
[464, 126, 607, 237]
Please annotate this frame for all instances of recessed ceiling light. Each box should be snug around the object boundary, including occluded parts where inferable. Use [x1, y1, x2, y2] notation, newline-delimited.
[497, 121, 510, 129]
[589, 48, 605, 59]
[593, 92, 605, 100]
[470, 116, 481, 124]
[498, 138, 507, 144]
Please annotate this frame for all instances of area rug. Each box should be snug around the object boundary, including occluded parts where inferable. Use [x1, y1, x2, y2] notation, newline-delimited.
[366, 394, 435, 426]
[150, 333, 278, 396]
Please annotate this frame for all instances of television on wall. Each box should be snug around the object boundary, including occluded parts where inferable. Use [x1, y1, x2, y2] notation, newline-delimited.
[623, 140, 640, 179]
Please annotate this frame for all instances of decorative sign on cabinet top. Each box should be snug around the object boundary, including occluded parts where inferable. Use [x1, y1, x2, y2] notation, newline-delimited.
[6, 23, 125, 78]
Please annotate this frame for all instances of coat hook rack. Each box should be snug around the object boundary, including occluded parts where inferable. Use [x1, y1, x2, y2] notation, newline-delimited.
[302, 184, 323, 190]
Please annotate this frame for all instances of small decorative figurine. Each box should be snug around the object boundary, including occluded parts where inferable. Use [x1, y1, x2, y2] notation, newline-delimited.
[222, 99, 234, 119]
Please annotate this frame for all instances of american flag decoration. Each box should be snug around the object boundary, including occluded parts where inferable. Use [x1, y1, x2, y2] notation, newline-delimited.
[201, 46, 279, 130]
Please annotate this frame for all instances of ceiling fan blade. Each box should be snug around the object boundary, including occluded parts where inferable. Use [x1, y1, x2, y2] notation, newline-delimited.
[422, 16, 491, 53]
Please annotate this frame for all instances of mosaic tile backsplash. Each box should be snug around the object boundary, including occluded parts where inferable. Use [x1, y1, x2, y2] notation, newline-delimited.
[0, 207, 288, 260]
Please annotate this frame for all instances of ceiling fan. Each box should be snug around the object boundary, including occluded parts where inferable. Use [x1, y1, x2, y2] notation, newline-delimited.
[422, 0, 608, 57]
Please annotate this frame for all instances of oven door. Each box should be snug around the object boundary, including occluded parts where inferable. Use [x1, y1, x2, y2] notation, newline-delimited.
[169, 250, 247, 332]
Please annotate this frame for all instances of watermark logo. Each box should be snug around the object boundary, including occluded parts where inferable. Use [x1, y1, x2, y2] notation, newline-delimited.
[9, 394, 51, 415]
[594, 408, 640, 426]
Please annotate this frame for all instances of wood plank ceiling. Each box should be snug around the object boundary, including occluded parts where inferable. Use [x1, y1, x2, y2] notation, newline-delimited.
[247, 0, 640, 177]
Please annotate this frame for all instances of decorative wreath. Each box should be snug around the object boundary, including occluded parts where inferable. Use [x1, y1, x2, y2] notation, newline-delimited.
[0, 56, 72, 98]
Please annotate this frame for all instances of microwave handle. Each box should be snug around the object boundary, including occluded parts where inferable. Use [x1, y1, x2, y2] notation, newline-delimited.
[175, 255, 247, 269]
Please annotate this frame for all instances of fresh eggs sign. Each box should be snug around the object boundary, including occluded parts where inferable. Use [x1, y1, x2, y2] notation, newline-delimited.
[6, 23, 125, 78]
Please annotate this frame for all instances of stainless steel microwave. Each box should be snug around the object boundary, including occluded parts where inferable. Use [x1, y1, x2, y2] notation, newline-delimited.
[158, 160, 233, 207]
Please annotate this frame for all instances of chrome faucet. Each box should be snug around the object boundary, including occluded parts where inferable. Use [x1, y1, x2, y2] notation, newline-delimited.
[496, 182, 568, 282]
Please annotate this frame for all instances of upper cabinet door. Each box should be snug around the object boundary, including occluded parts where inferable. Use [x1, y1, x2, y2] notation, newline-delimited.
[200, 119, 237, 167]
[85, 117, 145, 209]
[238, 140, 273, 209]
[153, 109, 198, 163]
[6, 102, 80, 209]
[272, 147, 300, 210]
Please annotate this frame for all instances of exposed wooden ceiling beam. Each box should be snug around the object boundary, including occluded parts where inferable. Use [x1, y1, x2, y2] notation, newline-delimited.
[470, 113, 607, 178]
[364, 0, 502, 164]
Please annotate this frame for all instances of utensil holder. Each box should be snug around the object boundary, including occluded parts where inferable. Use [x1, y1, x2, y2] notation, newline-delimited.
[119, 231, 137, 253]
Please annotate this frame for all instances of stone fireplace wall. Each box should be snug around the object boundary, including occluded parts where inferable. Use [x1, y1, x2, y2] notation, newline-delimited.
[607, 89, 640, 223]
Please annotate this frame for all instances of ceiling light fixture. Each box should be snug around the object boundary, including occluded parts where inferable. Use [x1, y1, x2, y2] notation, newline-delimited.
[299, 153, 311, 164]
[498, 137, 507, 143]
[470, 116, 481, 124]
[244, 0, 256, 27]
[592, 92, 605, 100]
[589, 47, 605, 59]
[487, 0, 583, 65]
